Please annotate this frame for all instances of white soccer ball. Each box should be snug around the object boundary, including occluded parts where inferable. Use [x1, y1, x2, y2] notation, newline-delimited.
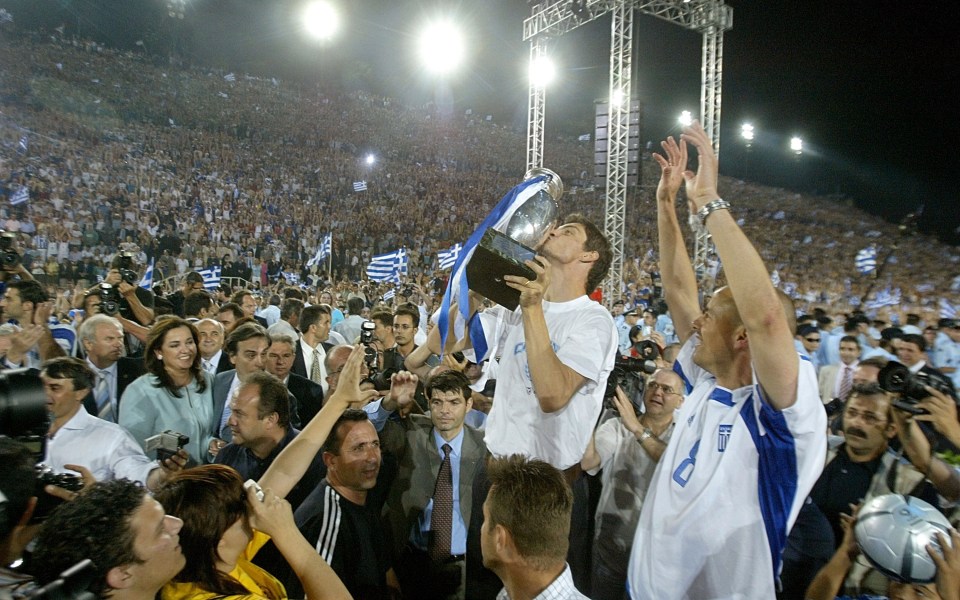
[854, 493, 952, 583]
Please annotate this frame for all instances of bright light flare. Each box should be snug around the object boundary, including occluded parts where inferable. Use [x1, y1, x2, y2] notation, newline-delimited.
[678, 111, 693, 127]
[529, 55, 556, 89]
[790, 136, 803, 154]
[741, 123, 754, 142]
[365, 153, 375, 166]
[610, 87, 625, 107]
[418, 20, 465, 75]
[303, 1, 339, 41]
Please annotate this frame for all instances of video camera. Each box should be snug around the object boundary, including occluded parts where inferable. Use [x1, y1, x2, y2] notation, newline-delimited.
[0, 368, 83, 521]
[114, 252, 139, 285]
[604, 340, 660, 400]
[144, 430, 189, 461]
[878, 360, 957, 415]
[0, 231, 21, 270]
[359, 320, 397, 391]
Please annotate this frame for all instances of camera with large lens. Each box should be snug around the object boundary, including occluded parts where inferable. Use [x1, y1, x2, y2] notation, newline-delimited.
[359, 320, 378, 372]
[115, 252, 139, 285]
[878, 360, 957, 414]
[97, 283, 121, 316]
[33, 464, 84, 522]
[0, 231, 21, 270]
[604, 354, 658, 400]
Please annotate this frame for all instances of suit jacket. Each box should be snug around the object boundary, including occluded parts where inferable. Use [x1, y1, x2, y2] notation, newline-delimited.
[82, 356, 145, 417]
[818, 364, 841, 405]
[286, 373, 324, 426]
[291, 341, 333, 381]
[213, 369, 301, 443]
[254, 315, 268, 328]
[380, 415, 486, 561]
[216, 351, 234, 374]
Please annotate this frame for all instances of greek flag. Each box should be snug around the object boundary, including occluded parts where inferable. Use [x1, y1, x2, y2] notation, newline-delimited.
[17, 135, 28, 154]
[366, 249, 407, 283]
[198, 266, 221, 291]
[578, 133, 591, 142]
[855, 246, 877, 274]
[282, 271, 299, 284]
[306, 233, 332, 267]
[940, 298, 957, 319]
[382, 288, 396, 302]
[224, 72, 236, 82]
[437, 243, 462, 270]
[353, 181, 367, 192]
[437, 175, 551, 360]
[139, 259, 154, 290]
[864, 286, 901, 310]
[9, 186, 29, 205]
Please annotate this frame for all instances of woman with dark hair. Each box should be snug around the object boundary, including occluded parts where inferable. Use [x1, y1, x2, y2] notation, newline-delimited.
[119, 316, 219, 463]
[155, 465, 350, 600]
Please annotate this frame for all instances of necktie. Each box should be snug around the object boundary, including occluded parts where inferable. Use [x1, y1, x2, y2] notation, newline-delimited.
[310, 347, 323, 384]
[203, 359, 213, 373]
[838, 365, 853, 401]
[95, 370, 113, 421]
[429, 443, 453, 562]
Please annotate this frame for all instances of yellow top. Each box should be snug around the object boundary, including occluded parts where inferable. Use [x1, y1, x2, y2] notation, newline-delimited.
[161, 531, 287, 600]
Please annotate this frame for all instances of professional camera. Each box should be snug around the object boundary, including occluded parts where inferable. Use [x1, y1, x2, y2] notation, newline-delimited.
[877, 360, 957, 414]
[97, 283, 121, 316]
[0, 231, 21, 270]
[144, 430, 189, 461]
[115, 252, 139, 285]
[32, 464, 84, 522]
[604, 354, 657, 400]
[359, 320, 378, 370]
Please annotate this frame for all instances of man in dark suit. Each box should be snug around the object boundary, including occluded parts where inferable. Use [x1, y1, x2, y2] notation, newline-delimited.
[370, 370, 486, 600]
[291, 304, 334, 392]
[79, 314, 145, 420]
[196, 318, 233, 376]
[233, 290, 268, 328]
[266, 332, 325, 426]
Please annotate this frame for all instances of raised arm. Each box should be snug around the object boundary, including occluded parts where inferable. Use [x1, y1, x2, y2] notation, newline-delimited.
[259, 345, 378, 497]
[681, 122, 798, 410]
[653, 136, 700, 344]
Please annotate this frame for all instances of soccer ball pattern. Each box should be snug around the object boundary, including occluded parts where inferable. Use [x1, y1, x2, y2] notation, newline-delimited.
[854, 493, 952, 583]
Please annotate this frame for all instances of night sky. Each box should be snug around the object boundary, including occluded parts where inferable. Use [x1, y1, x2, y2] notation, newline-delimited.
[4, 0, 958, 243]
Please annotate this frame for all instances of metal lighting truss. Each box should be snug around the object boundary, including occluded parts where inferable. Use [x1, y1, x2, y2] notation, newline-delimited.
[522, 0, 732, 301]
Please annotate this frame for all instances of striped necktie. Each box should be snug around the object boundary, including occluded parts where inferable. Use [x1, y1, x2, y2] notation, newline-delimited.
[96, 370, 113, 421]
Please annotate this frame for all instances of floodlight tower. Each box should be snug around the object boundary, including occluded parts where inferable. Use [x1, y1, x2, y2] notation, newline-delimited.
[522, 0, 733, 305]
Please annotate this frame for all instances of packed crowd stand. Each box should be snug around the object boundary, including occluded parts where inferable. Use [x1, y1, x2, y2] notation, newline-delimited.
[3, 28, 960, 600]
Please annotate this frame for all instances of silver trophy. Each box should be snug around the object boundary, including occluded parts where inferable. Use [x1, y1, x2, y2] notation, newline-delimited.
[466, 168, 563, 310]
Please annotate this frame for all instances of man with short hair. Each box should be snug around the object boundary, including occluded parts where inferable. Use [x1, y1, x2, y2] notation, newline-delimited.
[375, 370, 487, 600]
[213, 322, 299, 442]
[796, 324, 823, 372]
[333, 296, 366, 343]
[42, 357, 184, 489]
[266, 333, 325, 426]
[481, 455, 586, 599]
[233, 290, 268, 327]
[280, 297, 304, 331]
[932, 318, 960, 389]
[182, 290, 214, 320]
[215, 370, 324, 510]
[580, 369, 685, 599]
[627, 123, 826, 599]
[262, 294, 282, 326]
[78, 314, 144, 421]
[292, 304, 333, 391]
[32, 479, 186, 600]
[618, 309, 640, 356]
[168, 271, 205, 318]
[196, 317, 232, 374]
[898, 333, 943, 377]
[216, 302, 244, 334]
[818, 335, 861, 405]
[1, 280, 69, 367]
[370, 307, 396, 349]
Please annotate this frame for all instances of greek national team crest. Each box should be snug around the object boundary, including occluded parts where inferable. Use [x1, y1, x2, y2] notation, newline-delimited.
[717, 424, 732, 452]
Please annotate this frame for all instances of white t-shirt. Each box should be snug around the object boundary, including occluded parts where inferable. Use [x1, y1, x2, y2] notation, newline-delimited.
[480, 296, 617, 470]
[627, 335, 826, 600]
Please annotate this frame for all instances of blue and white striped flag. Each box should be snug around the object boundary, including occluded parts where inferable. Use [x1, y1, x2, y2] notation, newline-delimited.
[940, 298, 957, 319]
[17, 135, 28, 154]
[855, 246, 877, 274]
[224, 72, 236, 82]
[353, 181, 367, 192]
[306, 233, 332, 268]
[9, 186, 29, 206]
[282, 271, 299, 284]
[864, 286, 901, 310]
[139, 259, 154, 290]
[437, 175, 551, 361]
[198, 266, 221, 291]
[366, 249, 407, 282]
[437, 243, 462, 270]
[382, 288, 396, 302]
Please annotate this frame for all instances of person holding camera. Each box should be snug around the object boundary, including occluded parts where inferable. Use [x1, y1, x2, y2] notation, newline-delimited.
[75, 253, 155, 327]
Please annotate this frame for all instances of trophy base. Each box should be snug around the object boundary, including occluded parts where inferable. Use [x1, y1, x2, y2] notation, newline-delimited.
[466, 229, 537, 311]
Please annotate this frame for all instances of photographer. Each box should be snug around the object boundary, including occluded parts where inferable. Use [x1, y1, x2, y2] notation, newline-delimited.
[892, 386, 960, 503]
[75, 253, 155, 327]
[0, 231, 34, 285]
[1, 280, 68, 369]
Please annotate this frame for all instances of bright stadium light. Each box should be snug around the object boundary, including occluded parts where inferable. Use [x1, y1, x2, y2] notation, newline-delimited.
[418, 20, 465, 75]
[303, 1, 339, 41]
[678, 110, 693, 127]
[741, 123, 754, 143]
[791, 136, 803, 155]
[365, 153, 376, 166]
[529, 55, 556, 89]
[610, 87, 625, 107]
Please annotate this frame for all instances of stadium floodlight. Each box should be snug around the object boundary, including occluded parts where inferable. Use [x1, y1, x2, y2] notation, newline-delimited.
[741, 123, 754, 143]
[678, 111, 693, 127]
[790, 136, 803, 155]
[610, 87, 625, 107]
[529, 55, 556, 89]
[365, 153, 376, 166]
[303, 1, 339, 41]
[418, 20, 465, 75]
